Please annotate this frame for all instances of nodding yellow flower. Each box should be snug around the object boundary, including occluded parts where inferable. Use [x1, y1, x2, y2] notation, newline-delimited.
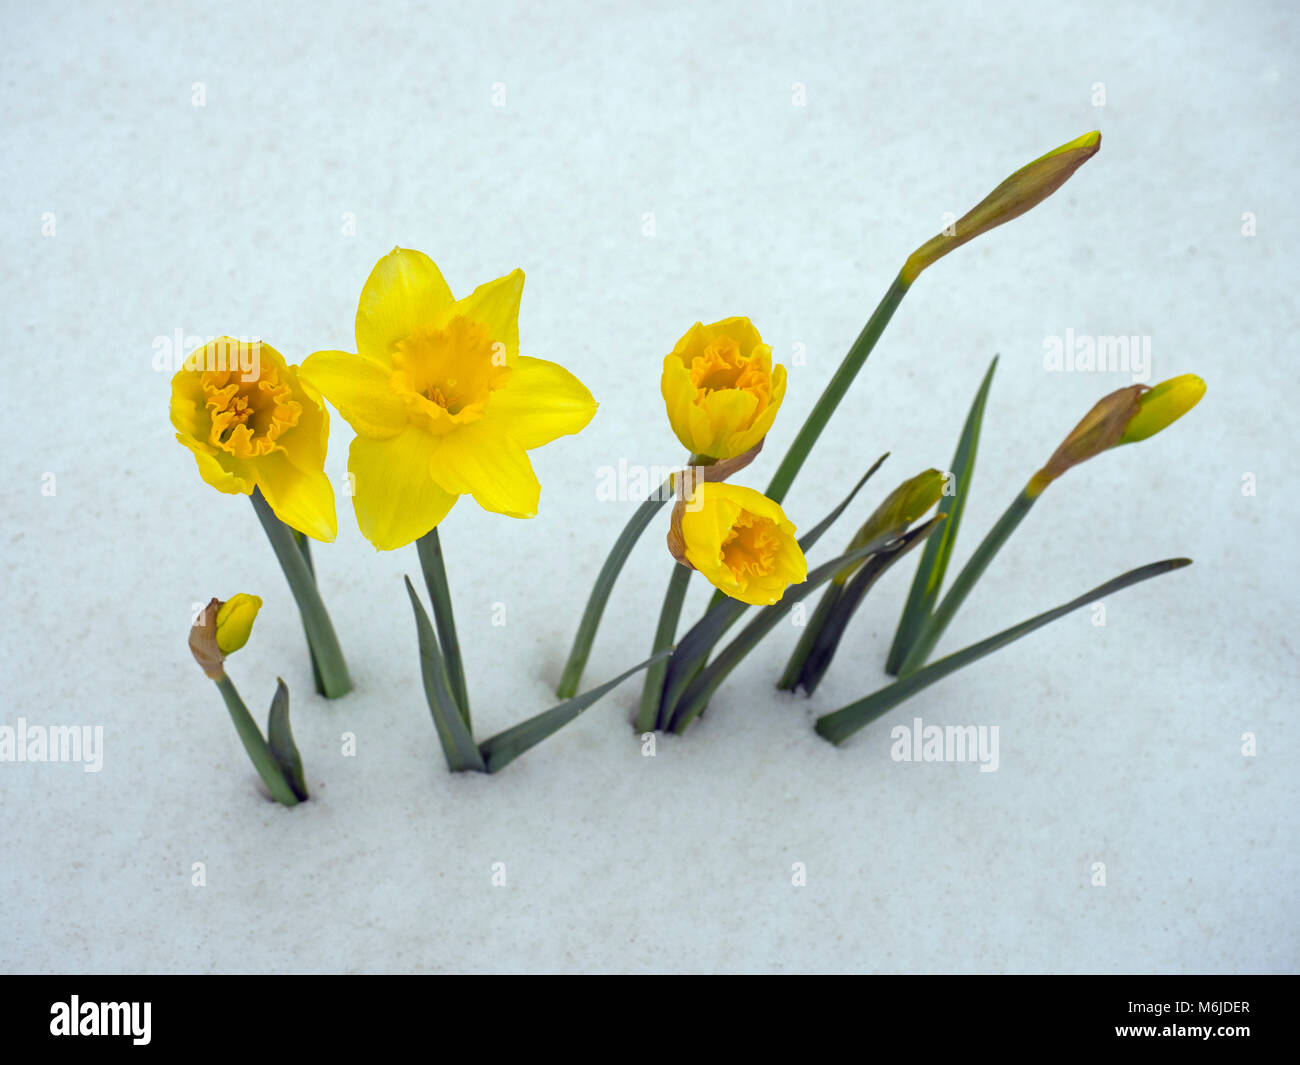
[171, 338, 337, 541]
[668, 482, 807, 606]
[301, 248, 598, 550]
[661, 317, 787, 461]
[189, 594, 261, 678]
[1120, 373, 1206, 444]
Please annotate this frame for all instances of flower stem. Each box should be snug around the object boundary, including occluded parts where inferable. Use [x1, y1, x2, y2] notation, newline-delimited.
[764, 272, 911, 505]
[557, 480, 673, 699]
[214, 674, 301, 806]
[416, 528, 470, 727]
[292, 530, 327, 696]
[250, 488, 352, 699]
[635, 562, 692, 732]
[897, 487, 1038, 676]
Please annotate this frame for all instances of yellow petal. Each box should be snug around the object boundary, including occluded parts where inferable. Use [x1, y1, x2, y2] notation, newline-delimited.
[355, 248, 455, 366]
[1120, 374, 1206, 444]
[215, 593, 262, 654]
[300, 349, 407, 439]
[484, 356, 597, 449]
[661, 355, 703, 453]
[431, 422, 539, 518]
[255, 451, 338, 542]
[452, 268, 524, 366]
[175, 435, 253, 495]
[699, 388, 759, 455]
[349, 427, 458, 550]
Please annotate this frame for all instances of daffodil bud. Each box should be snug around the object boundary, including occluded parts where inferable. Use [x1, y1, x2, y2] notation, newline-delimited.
[835, 469, 945, 585]
[902, 131, 1102, 283]
[189, 594, 262, 679]
[661, 318, 787, 462]
[1028, 384, 1144, 496]
[1119, 374, 1206, 444]
[668, 482, 807, 606]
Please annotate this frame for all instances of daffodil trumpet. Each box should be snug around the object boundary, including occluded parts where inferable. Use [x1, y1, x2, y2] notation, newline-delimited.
[189, 596, 308, 806]
[250, 488, 352, 699]
[896, 375, 1206, 677]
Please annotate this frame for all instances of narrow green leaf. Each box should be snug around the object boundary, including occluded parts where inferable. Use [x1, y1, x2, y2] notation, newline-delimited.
[557, 490, 671, 698]
[795, 517, 944, 695]
[214, 674, 301, 807]
[886, 355, 998, 675]
[266, 678, 309, 801]
[292, 530, 327, 697]
[479, 653, 670, 774]
[816, 558, 1192, 745]
[670, 516, 942, 733]
[667, 455, 890, 723]
[405, 576, 485, 773]
[777, 583, 842, 691]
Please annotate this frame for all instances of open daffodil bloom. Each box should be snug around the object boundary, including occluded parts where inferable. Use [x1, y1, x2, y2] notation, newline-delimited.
[171, 338, 336, 541]
[662, 317, 786, 461]
[669, 482, 807, 605]
[302, 248, 598, 550]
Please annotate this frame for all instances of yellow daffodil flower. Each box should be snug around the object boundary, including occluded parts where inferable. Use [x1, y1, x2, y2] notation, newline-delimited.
[301, 248, 598, 550]
[1119, 373, 1206, 444]
[668, 482, 807, 605]
[661, 317, 786, 461]
[171, 338, 337, 541]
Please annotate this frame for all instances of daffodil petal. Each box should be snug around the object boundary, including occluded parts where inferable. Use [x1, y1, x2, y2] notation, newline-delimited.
[176, 435, 253, 495]
[255, 451, 338, 542]
[452, 269, 523, 366]
[355, 248, 455, 366]
[431, 423, 539, 518]
[484, 356, 597, 449]
[300, 349, 407, 439]
[350, 427, 458, 550]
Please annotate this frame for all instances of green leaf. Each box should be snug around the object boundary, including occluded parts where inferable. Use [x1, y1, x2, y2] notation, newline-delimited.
[405, 576, 485, 773]
[670, 516, 942, 733]
[214, 674, 301, 807]
[479, 654, 670, 774]
[815, 558, 1192, 745]
[794, 517, 944, 696]
[266, 678, 309, 801]
[886, 355, 997, 675]
[557, 491, 672, 698]
[666, 455, 891, 725]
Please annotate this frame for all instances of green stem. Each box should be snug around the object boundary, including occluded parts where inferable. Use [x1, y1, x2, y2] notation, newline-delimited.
[214, 674, 300, 806]
[777, 584, 841, 690]
[417, 528, 470, 726]
[250, 488, 352, 699]
[897, 487, 1037, 676]
[635, 562, 692, 732]
[557, 480, 673, 698]
[764, 272, 911, 505]
[292, 530, 327, 696]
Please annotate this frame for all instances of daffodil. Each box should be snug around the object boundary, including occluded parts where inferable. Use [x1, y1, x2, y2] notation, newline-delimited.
[301, 248, 598, 550]
[668, 482, 807, 606]
[661, 317, 786, 462]
[189, 593, 261, 679]
[170, 338, 336, 541]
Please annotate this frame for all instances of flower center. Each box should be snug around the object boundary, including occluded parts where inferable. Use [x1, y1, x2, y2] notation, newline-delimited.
[203, 367, 301, 459]
[689, 336, 771, 409]
[391, 315, 511, 432]
[720, 511, 781, 580]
